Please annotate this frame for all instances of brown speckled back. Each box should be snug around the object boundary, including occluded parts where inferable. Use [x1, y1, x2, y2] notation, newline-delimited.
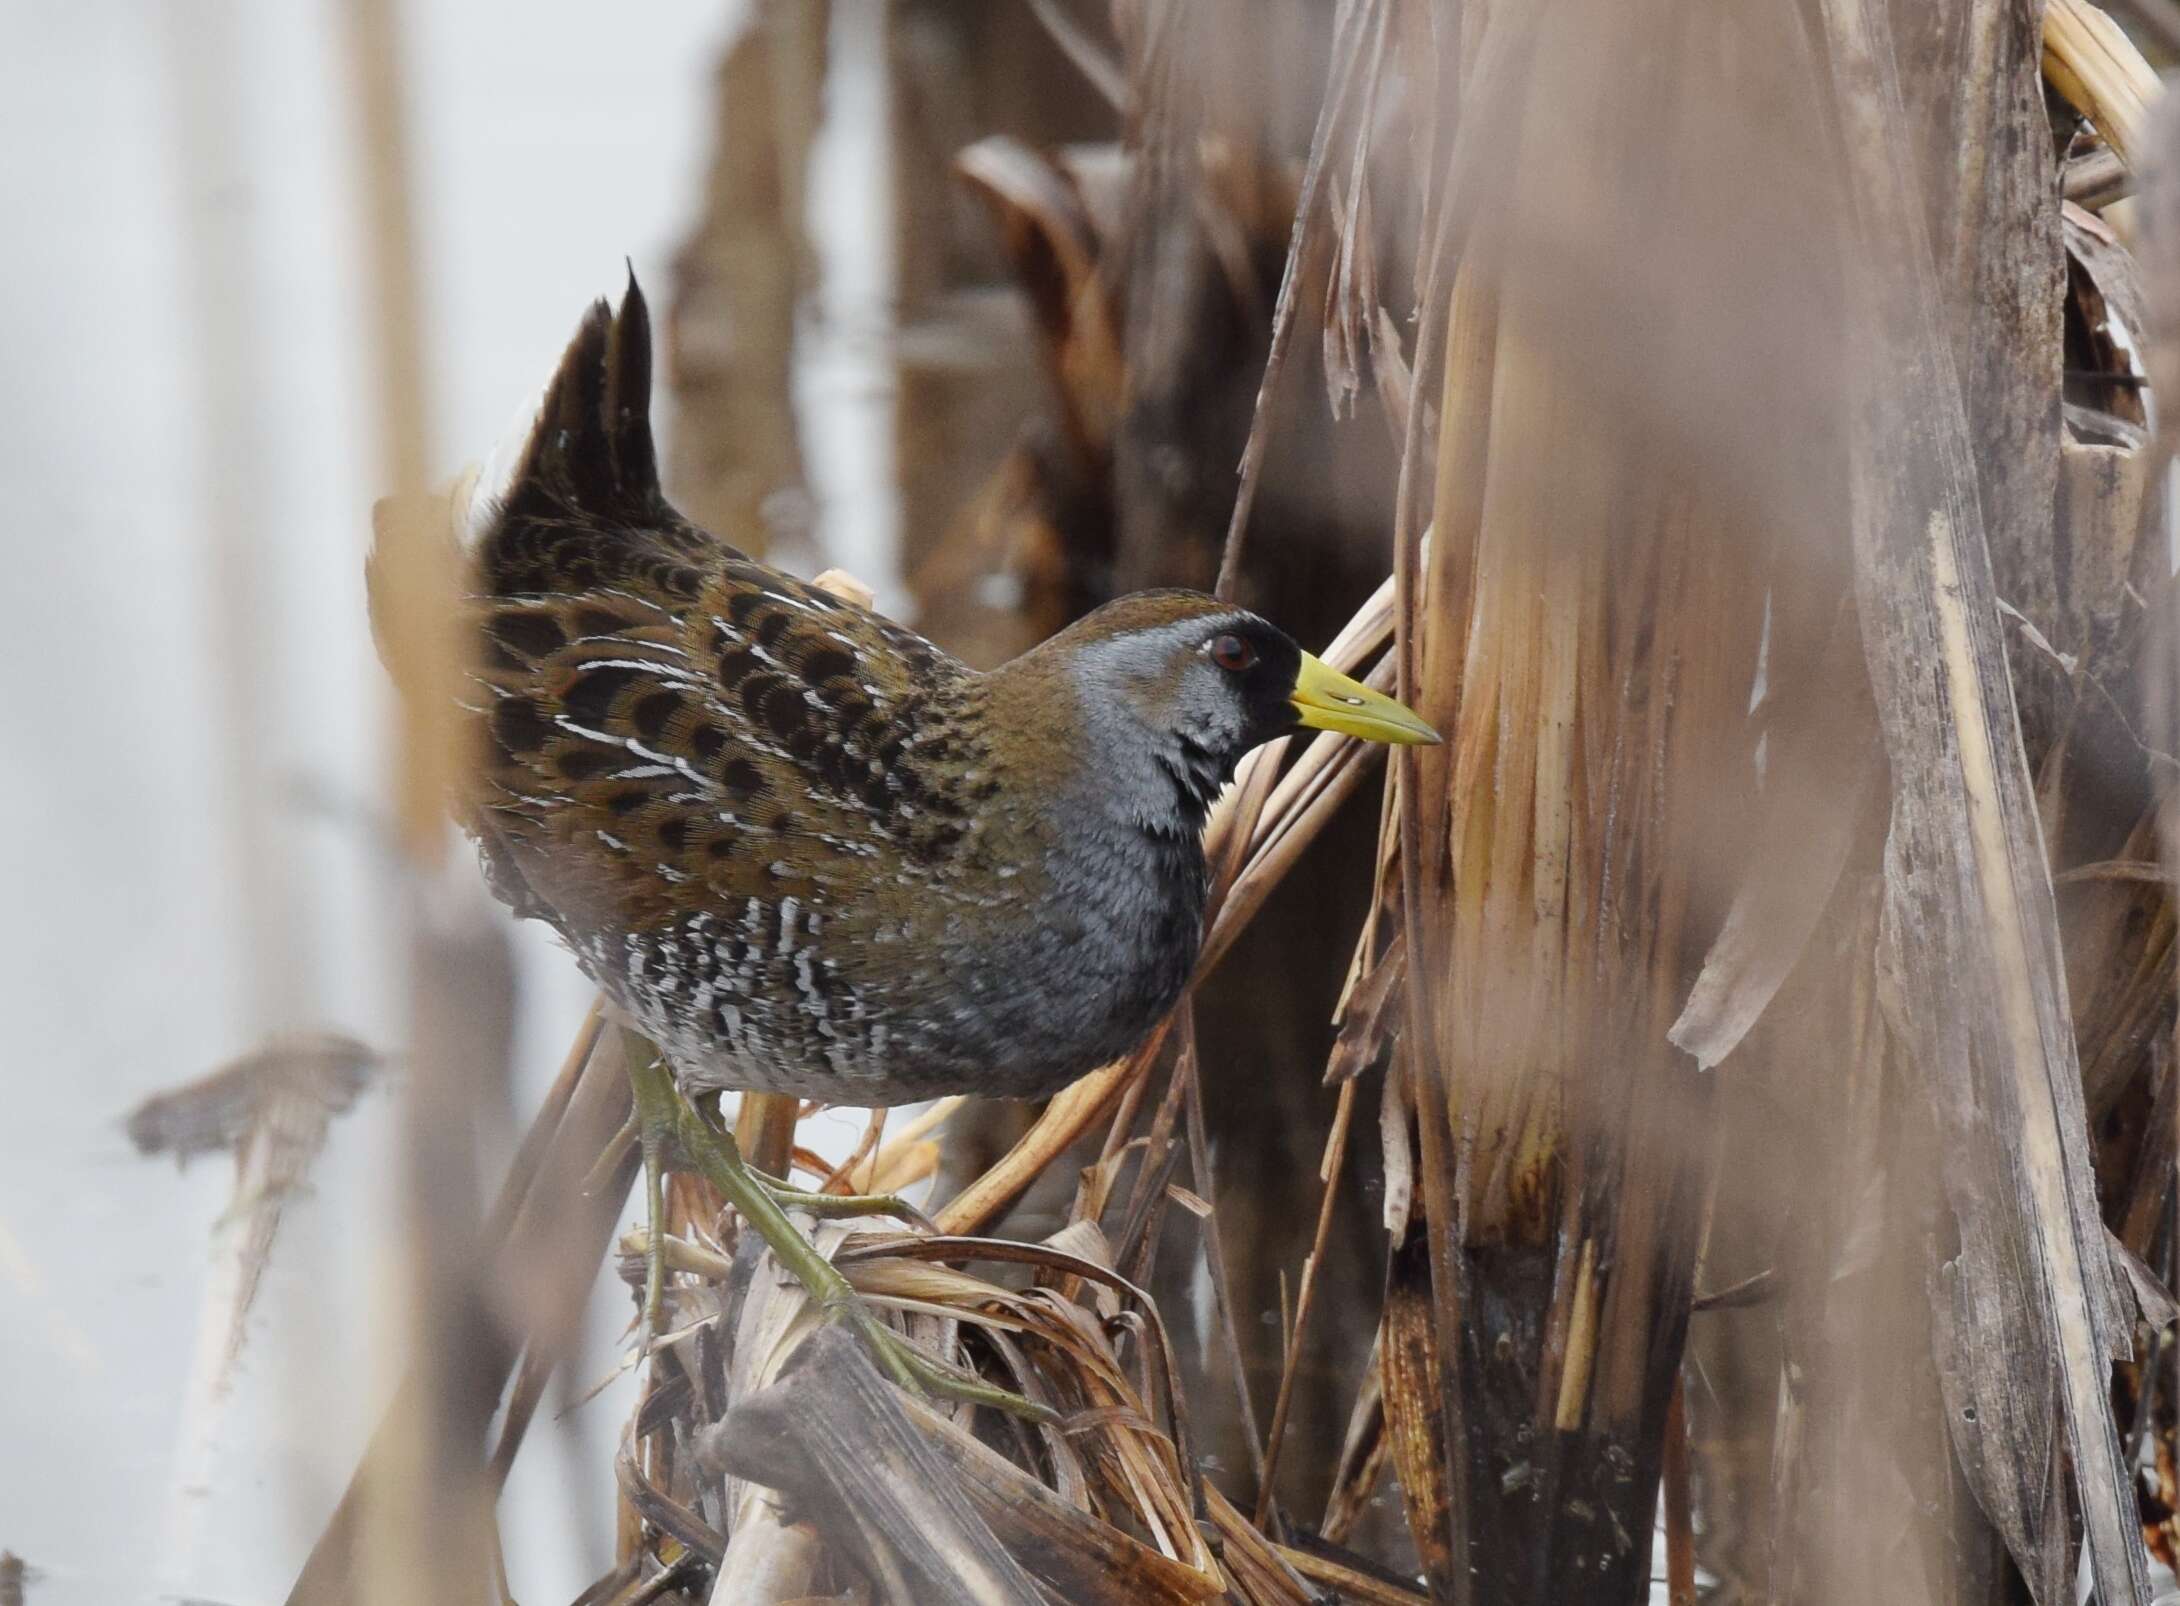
[420, 283, 1274, 1103]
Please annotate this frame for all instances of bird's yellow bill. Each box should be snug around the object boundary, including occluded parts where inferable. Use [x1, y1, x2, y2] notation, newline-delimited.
[1290, 652, 1441, 745]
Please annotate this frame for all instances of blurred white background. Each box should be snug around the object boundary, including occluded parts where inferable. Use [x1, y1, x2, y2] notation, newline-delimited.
[0, 2, 893, 1600]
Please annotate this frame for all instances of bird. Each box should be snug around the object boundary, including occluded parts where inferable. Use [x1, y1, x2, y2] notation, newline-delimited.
[375, 274, 1437, 1407]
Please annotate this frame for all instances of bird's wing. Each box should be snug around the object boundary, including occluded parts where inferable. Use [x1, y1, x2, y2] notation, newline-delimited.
[466, 559, 978, 941]
[377, 273, 983, 951]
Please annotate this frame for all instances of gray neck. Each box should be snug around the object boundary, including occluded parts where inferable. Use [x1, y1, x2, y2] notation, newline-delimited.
[1044, 713, 1217, 982]
[1064, 681, 1234, 843]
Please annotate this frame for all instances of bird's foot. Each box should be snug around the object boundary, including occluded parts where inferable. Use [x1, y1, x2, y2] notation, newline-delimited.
[828, 1297, 1058, 1425]
[748, 1169, 930, 1227]
[624, 1039, 681, 1345]
[619, 1032, 1052, 1424]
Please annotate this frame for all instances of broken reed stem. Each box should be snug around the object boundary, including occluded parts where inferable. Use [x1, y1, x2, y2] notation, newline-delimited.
[734, 1092, 799, 1179]
[1253, 1074, 1359, 1526]
[1825, 0, 2151, 1591]
[2043, 0, 2160, 166]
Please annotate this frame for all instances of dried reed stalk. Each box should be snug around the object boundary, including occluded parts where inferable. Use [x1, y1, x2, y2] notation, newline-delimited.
[323, 2, 525, 1603]
[1821, 0, 2150, 1593]
[1367, 3, 1810, 1595]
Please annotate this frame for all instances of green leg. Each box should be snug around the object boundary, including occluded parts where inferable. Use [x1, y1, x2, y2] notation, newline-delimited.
[746, 1169, 932, 1227]
[620, 1032, 1054, 1425]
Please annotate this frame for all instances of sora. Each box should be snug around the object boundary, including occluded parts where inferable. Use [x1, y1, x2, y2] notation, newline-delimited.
[380, 277, 1435, 1404]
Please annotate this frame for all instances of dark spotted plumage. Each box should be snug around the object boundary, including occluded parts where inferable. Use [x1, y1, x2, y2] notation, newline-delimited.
[388, 279, 1420, 1104]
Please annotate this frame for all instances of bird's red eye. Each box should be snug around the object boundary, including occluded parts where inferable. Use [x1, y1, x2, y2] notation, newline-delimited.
[1208, 633, 1258, 672]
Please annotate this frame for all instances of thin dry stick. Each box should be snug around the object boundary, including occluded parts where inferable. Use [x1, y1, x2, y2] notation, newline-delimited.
[1391, 97, 1470, 1604]
[490, 1203, 643, 1495]
[1092, 1032, 1165, 1181]
[1109, 1024, 1199, 1254]
[1176, 1011, 1272, 1498]
[1275, 1543, 1430, 1605]
[819, 1104, 889, 1195]
[486, 1002, 604, 1243]
[485, 1011, 624, 1490]
[488, 1127, 641, 1489]
[2054, 858, 2176, 886]
[936, 1056, 1141, 1236]
[1212, 0, 1381, 600]
[1661, 1375, 1696, 1606]
[1026, 0, 1127, 109]
[1253, 1074, 1359, 1526]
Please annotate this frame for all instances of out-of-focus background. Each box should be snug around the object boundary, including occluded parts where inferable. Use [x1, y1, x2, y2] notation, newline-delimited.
[3, 3, 891, 1599]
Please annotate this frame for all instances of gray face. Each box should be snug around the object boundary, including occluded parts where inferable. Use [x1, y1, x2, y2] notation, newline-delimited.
[1064, 611, 1307, 821]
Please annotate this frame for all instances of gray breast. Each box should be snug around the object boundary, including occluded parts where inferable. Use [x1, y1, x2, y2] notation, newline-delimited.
[591, 811, 1208, 1106]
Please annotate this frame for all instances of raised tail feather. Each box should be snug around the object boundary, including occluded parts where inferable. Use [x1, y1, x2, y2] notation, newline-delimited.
[368, 273, 715, 653]
[367, 271, 674, 633]
[362, 275, 679, 921]
[490, 270, 668, 543]
[363, 273, 693, 738]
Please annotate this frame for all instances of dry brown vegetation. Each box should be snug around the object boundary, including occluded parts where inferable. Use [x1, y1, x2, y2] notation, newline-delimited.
[278, 2, 2180, 1602]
